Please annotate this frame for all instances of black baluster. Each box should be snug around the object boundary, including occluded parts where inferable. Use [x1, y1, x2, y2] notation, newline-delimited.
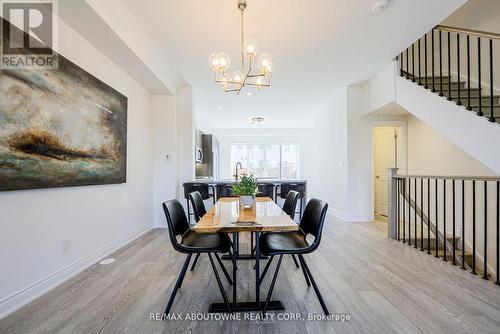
[424, 33, 429, 89]
[406, 48, 409, 79]
[435, 179, 439, 258]
[483, 181, 488, 279]
[415, 178, 418, 248]
[421, 178, 424, 251]
[418, 38, 422, 85]
[447, 32, 452, 100]
[489, 39, 495, 122]
[439, 30, 444, 96]
[461, 180, 466, 270]
[452, 180, 456, 265]
[467, 35, 472, 110]
[472, 180, 477, 274]
[477, 37, 483, 116]
[409, 178, 412, 246]
[412, 43, 416, 82]
[496, 181, 499, 285]
[443, 179, 447, 261]
[457, 33, 462, 105]
[427, 178, 431, 254]
[432, 30, 436, 92]
[397, 179, 400, 240]
[403, 178, 406, 243]
[400, 52, 404, 77]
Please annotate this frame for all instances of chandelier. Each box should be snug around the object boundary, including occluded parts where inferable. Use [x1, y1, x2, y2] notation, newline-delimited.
[209, 0, 272, 94]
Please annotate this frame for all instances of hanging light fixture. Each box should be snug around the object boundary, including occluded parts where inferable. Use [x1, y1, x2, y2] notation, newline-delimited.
[209, 0, 272, 94]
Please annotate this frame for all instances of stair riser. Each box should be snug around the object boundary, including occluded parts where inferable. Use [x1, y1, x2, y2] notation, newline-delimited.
[448, 95, 500, 104]
[424, 82, 465, 90]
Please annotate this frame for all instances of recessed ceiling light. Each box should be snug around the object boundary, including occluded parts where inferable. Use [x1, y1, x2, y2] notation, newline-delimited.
[372, 0, 391, 13]
[218, 106, 222, 110]
[247, 92, 252, 96]
[251, 116, 264, 124]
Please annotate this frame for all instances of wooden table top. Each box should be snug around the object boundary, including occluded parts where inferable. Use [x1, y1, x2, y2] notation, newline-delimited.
[192, 197, 299, 233]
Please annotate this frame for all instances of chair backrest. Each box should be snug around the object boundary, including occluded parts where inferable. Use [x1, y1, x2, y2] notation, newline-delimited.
[216, 183, 235, 200]
[282, 190, 300, 219]
[189, 191, 207, 222]
[299, 198, 328, 251]
[183, 183, 211, 200]
[257, 183, 275, 198]
[162, 200, 190, 252]
[279, 182, 306, 199]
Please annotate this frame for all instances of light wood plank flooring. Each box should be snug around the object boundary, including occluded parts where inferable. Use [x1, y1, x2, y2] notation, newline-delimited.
[1, 218, 500, 334]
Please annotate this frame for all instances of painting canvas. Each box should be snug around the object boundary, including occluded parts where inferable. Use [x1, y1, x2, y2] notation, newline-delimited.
[0, 19, 127, 191]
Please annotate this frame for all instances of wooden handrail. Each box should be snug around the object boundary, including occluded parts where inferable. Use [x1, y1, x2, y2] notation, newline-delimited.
[395, 174, 500, 181]
[435, 25, 500, 40]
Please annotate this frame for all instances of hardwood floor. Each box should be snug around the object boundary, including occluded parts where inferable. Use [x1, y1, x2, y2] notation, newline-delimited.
[1, 217, 500, 334]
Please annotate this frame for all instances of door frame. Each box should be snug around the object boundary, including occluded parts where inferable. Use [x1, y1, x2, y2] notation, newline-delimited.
[369, 120, 407, 221]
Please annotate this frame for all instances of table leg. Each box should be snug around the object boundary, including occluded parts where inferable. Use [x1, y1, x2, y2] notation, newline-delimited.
[232, 232, 237, 306]
[255, 231, 260, 308]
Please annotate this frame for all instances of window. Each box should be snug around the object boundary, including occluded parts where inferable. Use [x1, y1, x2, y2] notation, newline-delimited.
[230, 144, 299, 179]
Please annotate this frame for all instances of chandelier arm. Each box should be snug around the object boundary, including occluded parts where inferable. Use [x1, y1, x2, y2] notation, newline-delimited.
[240, 7, 244, 72]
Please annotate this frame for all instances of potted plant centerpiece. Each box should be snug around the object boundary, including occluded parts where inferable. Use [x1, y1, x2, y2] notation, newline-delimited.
[231, 174, 259, 208]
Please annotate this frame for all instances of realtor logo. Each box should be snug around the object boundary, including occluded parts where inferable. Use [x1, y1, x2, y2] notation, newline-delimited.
[1, 0, 58, 69]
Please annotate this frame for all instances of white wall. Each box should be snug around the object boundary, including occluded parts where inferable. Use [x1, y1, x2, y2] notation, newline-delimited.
[176, 86, 195, 207]
[153, 95, 178, 227]
[313, 89, 349, 218]
[407, 114, 495, 175]
[0, 17, 158, 318]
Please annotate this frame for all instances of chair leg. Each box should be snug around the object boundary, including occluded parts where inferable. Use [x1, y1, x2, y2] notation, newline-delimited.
[214, 253, 233, 285]
[190, 253, 200, 271]
[291, 254, 300, 268]
[164, 253, 192, 315]
[208, 253, 232, 313]
[297, 254, 311, 287]
[299, 254, 329, 315]
[250, 232, 254, 257]
[263, 255, 283, 315]
[259, 255, 274, 284]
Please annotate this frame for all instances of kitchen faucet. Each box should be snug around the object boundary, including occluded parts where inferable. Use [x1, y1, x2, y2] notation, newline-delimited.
[234, 162, 243, 181]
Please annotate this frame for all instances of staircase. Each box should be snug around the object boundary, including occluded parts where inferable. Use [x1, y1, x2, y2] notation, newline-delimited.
[391, 174, 500, 284]
[399, 25, 500, 124]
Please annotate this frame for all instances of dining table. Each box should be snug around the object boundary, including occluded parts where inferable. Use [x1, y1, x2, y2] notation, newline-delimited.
[192, 197, 298, 312]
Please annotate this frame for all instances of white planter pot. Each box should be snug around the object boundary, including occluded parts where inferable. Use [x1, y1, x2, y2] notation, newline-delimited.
[239, 195, 255, 208]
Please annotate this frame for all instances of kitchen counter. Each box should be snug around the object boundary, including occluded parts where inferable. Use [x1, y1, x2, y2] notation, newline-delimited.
[188, 179, 307, 185]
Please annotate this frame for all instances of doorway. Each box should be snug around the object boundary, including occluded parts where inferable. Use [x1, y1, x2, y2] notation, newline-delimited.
[373, 126, 401, 221]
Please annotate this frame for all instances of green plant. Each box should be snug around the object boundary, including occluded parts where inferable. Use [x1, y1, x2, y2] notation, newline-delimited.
[231, 174, 259, 197]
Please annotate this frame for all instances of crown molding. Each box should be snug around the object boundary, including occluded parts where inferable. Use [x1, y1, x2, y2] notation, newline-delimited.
[86, 0, 183, 93]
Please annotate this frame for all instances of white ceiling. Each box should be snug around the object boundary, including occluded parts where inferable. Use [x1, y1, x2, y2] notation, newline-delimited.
[119, 0, 465, 128]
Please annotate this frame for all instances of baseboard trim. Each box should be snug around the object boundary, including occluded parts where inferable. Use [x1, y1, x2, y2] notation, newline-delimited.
[328, 209, 373, 223]
[0, 222, 153, 320]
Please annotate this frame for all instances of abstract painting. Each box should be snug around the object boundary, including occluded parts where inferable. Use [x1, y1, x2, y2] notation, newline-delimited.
[0, 20, 127, 191]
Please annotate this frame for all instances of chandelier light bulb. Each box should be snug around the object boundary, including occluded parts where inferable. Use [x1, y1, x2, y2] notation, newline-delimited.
[232, 71, 243, 83]
[209, 53, 220, 70]
[258, 53, 272, 74]
[255, 77, 263, 86]
[243, 39, 258, 57]
[217, 52, 231, 70]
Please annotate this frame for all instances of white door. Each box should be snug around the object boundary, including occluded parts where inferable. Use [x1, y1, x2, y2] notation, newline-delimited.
[374, 127, 397, 217]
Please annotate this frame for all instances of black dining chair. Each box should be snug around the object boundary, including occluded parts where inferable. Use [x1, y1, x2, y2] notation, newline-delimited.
[216, 183, 235, 201]
[188, 191, 235, 272]
[162, 199, 233, 314]
[275, 182, 306, 218]
[258, 198, 329, 315]
[256, 183, 275, 198]
[280, 190, 301, 268]
[183, 183, 215, 223]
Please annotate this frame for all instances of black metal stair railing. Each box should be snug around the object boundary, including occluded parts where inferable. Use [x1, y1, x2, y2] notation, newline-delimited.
[393, 174, 500, 285]
[399, 25, 500, 124]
